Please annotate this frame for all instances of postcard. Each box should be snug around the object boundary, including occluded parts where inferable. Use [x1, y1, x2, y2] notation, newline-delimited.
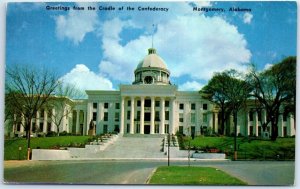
[3, 1, 296, 186]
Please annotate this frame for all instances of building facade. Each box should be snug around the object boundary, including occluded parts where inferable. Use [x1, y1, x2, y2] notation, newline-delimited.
[5, 48, 296, 138]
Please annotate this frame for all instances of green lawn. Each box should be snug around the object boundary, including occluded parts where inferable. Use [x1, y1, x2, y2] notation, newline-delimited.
[149, 166, 247, 185]
[179, 136, 295, 160]
[4, 136, 91, 160]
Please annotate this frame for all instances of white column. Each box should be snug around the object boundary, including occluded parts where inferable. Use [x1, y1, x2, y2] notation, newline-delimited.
[76, 110, 80, 134]
[170, 98, 176, 134]
[62, 106, 67, 132]
[120, 97, 125, 134]
[208, 113, 213, 131]
[51, 108, 55, 132]
[214, 112, 218, 133]
[36, 111, 40, 133]
[43, 109, 47, 133]
[278, 114, 283, 137]
[86, 102, 92, 132]
[140, 97, 145, 134]
[160, 97, 165, 134]
[83, 102, 93, 128]
[150, 97, 155, 134]
[289, 113, 295, 136]
[254, 112, 258, 136]
[245, 110, 249, 136]
[83, 110, 87, 135]
[130, 97, 135, 134]
[96, 102, 102, 134]
[21, 114, 25, 133]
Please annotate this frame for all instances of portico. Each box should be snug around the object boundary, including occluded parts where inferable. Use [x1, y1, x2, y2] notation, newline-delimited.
[119, 94, 174, 135]
[120, 80, 177, 133]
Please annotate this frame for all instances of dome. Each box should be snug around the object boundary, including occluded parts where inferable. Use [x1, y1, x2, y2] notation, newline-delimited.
[136, 48, 168, 70]
[133, 48, 171, 85]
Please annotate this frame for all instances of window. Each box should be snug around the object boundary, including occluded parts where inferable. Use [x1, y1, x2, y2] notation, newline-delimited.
[115, 103, 120, 109]
[191, 103, 196, 110]
[155, 101, 160, 107]
[165, 111, 169, 120]
[258, 126, 262, 136]
[179, 113, 184, 122]
[48, 110, 52, 118]
[114, 125, 119, 133]
[165, 101, 169, 107]
[136, 124, 140, 133]
[93, 103, 97, 109]
[32, 122, 36, 132]
[47, 122, 51, 132]
[283, 112, 288, 122]
[127, 100, 131, 107]
[127, 124, 130, 133]
[155, 124, 159, 133]
[145, 99, 151, 107]
[92, 112, 97, 121]
[17, 123, 21, 131]
[203, 103, 207, 110]
[137, 100, 141, 107]
[127, 111, 130, 120]
[104, 103, 109, 109]
[40, 109, 44, 118]
[137, 111, 140, 120]
[179, 126, 184, 134]
[249, 111, 254, 121]
[40, 123, 44, 131]
[104, 112, 108, 121]
[179, 103, 184, 110]
[191, 113, 196, 123]
[165, 124, 169, 133]
[155, 111, 160, 121]
[115, 112, 119, 122]
[249, 126, 254, 136]
[258, 111, 262, 121]
[283, 127, 287, 137]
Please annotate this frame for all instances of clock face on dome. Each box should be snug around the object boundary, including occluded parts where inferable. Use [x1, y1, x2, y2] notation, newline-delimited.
[144, 76, 153, 84]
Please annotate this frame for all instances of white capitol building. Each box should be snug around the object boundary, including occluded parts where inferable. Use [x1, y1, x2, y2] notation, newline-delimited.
[7, 48, 296, 138]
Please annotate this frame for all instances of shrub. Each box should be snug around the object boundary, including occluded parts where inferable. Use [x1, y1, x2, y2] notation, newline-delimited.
[46, 131, 57, 137]
[60, 131, 69, 136]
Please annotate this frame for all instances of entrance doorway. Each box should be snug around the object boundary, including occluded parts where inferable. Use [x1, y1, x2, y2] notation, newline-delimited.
[144, 125, 150, 134]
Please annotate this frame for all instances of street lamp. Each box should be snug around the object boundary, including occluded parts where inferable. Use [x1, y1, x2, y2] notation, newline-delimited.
[168, 133, 170, 166]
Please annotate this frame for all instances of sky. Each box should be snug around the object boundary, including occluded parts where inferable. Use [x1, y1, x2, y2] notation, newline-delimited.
[6, 1, 297, 93]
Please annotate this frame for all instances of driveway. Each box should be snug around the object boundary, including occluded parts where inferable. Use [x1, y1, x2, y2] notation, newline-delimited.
[3, 160, 295, 185]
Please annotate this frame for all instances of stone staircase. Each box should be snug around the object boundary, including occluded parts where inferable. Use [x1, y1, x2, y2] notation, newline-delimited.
[93, 134, 165, 159]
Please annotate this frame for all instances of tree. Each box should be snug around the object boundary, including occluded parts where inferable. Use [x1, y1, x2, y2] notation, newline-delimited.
[201, 72, 232, 135]
[5, 92, 25, 137]
[247, 57, 296, 141]
[223, 70, 252, 160]
[46, 82, 84, 136]
[201, 70, 251, 135]
[5, 65, 59, 160]
[201, 70, 252, 160]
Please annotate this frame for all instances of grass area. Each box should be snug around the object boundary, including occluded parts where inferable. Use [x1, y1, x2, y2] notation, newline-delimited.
[4, 136, 92, 160]
[149, 166, 247, 185]
[179, 136, 295, 160]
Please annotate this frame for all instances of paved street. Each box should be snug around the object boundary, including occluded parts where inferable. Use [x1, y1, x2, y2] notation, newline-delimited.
[4, 160, 295, 185]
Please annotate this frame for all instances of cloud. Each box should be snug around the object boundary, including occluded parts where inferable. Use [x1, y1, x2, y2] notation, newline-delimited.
[264, 63, 273, 70]
[60, 64, 113, 91]
[98, 14, 251, 83]
[179, 81, 204, 91]
[243, 12, 253, 24]
[54, 3, 99, 44]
